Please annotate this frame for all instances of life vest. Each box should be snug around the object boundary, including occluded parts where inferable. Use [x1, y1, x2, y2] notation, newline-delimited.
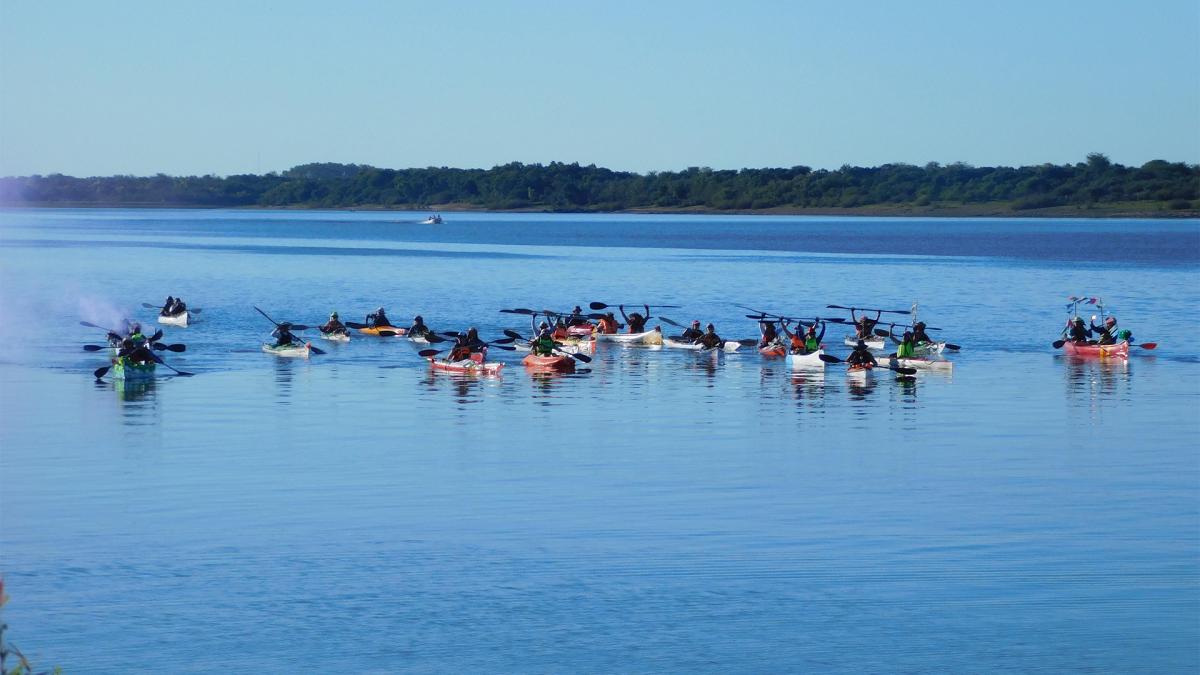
[597, 318, 618, 334]
[789, 335, 804, 352]
[896, 340, 915, 358]
[804, 334, 820, 352]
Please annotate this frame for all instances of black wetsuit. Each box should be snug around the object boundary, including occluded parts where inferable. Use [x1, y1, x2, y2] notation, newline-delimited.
[680, 327, 704, 341]
[847, 347, 877, 367]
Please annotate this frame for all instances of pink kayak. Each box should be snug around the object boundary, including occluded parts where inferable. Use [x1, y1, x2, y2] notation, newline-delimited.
[567, 324, 594, 337]
[522, 353, 576, 372]
[1062, 340, 1129, 359]
[428, 352, 504, 374]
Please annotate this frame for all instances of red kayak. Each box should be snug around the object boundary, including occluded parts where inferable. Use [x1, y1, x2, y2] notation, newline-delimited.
[1062, 340, 1129, 359]
[428, 352, 504, 375]
[522, 353, 575, 372]
[759, 345, 786, 357]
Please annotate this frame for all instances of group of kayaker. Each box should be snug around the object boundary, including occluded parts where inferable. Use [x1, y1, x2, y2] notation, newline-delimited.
[1064, 315, 1129, 346]
[159, 296, 187, 317]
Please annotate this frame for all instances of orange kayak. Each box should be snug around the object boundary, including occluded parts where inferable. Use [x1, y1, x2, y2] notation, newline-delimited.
[759, 345, 786, 357]
[358, 325, 407, 337]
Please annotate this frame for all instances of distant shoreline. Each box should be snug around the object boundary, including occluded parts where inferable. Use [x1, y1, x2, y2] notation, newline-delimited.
[2, 201, 1197, 219]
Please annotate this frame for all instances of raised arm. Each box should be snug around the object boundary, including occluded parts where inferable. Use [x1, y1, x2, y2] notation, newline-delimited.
[619, 305, 630, 322]
[642, 304, 652, 321]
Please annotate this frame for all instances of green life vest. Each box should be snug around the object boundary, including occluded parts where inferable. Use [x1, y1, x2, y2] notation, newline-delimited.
[533, 336, 555, 356]
[896, 340, 915, 358]
[804, 335, 820, 351]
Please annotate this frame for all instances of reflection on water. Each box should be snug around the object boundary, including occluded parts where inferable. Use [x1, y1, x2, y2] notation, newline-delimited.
[109, 378, 159, 424]
[273, 357, 295, 402]
[1062, 356, 1133, 413]
[788, 369, 827, 412]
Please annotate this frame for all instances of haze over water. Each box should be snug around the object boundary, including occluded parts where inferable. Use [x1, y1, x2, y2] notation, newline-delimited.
[1, 209, 1198, 672]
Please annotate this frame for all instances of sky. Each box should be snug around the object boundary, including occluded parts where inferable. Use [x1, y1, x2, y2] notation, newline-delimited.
[1, 0, 1197, 177]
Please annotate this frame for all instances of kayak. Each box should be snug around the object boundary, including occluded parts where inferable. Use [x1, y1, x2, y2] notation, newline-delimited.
[594, 328, 664, 346]
[914, 341, 947, 356]
[112, 356, 156, 381]
[566, 324, 594, 337]
[846, 363, 874, 381]
[787, 349, 825, 369]
[1062, 340, 1129, 359]
[663, 337, 741, 352]
[428, 355, 504, 375]
[320, 330, 350, 342]
[844, 336, 886, 350]
[262, 341, 311, 358]
[157, 311, 189, 327]
[514, 337, 595, 354]
[522, 353, 576, 372]
[759, 344, 786, 357]
[884, 355, 953, 371]
[358, 325, 407, 337]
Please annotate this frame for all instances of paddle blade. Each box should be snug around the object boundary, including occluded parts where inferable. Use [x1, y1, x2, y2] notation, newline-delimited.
[490, 344, 516, 351]
[492, 337, 516, 344]
[1052, 340, 1066, 349]
[873, 329, 890, 337]
[150, 329, 163, 342]
[944, 343, 961, 351]
[658, 316, 683, 328]
[83, 344, 107, 352]
[589, 302, 607, 310]
[818, 353, 843, 364]
[425, 334, 447, 343]
[290, 324, 309, 331]
[892, 366, 917, 375]
[142, 302, 158, 309]
[568, 351, 592, 363]
[345, 321, 368, 329]
[417, 349, 441, 358]
[375, 330, 399, 337]
[503, 329, 525, 340]
[308, 344, 326, 356]
[737, 339, 758, 347]
[586, 313, 607, 320]
[1138, 342, 1157, 350]
[93, 366, 111, 379]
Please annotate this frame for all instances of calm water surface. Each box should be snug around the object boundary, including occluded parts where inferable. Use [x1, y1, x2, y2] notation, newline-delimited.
[1, 209, 1198, 672]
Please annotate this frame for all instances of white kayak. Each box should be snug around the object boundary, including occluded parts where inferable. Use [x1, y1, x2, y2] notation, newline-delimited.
[262, 341, 311, 358]
[787, 349, 825, 369]
[595, 328, 664, 346]
[913, 341, 947, 356]
[320, 330, 350, 342]
[157, 311, 189, 327]
[883, 355, 953, 371]
[662, 337, 741, 352]
[844, 335, 886, 350]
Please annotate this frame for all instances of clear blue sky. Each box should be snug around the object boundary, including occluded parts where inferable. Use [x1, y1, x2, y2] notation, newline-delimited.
[1, 0, 1197, 177]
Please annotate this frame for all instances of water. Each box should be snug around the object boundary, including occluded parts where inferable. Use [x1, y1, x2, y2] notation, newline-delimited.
[1, 209, 1198, 672]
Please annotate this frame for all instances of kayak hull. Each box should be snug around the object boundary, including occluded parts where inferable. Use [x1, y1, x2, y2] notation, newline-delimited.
[157, 311, 189, 327]
[262, 342, 311, 358]
[885, 356, 953, 371]
[514, 338, 595, 354]
[844, 336, 886, 350]
[663, 337, 740, 352]
[522, 353, 576, 372]
[428, 357, 504, 375]
[1062, 340, 1129, 358]
[787, 350, 825, 369]
[759, 345, 786, 357]
[595, 329, 663, 346]
[566, 324, 594, 337]
[320, 331, 350, 342]
[357, 326, 408, 337]
[112, 357, 156, 381]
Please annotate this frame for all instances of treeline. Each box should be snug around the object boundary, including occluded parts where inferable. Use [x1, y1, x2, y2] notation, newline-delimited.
[2, 154, 1196, 212]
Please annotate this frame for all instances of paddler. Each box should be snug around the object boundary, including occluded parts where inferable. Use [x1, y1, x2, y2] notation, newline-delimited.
[365, 307, 393, 328]
[846, 339, 878, 368]
[680, 320, 704, 342]
[890, 330, 917, 358]
[781, 319, 825, 354]
[1090, 315, 1119, 345]
[449, 327, 482, 362]
[758, 320, 780, 349]
[851, 309, 882, 340]
[911, 321, 933, 345]
[620, 304, 652, 334]
[532, 322, 557, 356]
[566, 306, 589, 327]
[160, 296, 175, 316]
[170, 297, 187, 315]
[118, 336, 155, 365]
[1066, 316, 1091, 344]
[271, 321, 298, 347]
[596, 312, 620, 334]
[696, 323, 724, 350]
[320, 312, 349, 336]
[407, 315, 434, 339]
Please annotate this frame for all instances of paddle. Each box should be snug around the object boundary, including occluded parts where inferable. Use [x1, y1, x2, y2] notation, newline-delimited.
[499, 308, 538, 315]
[152, 343, 187, 353]
[826, 304, 911, 315]
[588, 301, 681, 310]
[80, 320, 121, 333]
[254, 306, 323, 354]
[818, 352, 917, 376]
[503, 329, 591, 362]
[149, 351, 195, 376]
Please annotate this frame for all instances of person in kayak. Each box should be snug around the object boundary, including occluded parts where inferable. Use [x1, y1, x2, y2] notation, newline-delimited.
[566, 306, 589, 327]
[696, 323, 724, 350]
[846, 339, 878, 368]
[680, 320, 704, 342]
[118, 336, 156, 365]
[911, 321, 933, 345]
[596, 312, 620, 334]
[448, 327, 482, 362]
[851, 309, 882, 340]
[890, 330, 917, 358]
[1066, 317, 1091, 344]
[320, 312, 348, 336]
[620, 305, 652, 333]
[1090, 315, 1119, 345]
[366, 307, 393, 328]
[272, 322, 298, 347]
[160, 296, 175, 316]
[758, 321, 780, 349]
[782, 319, 825, 354]
[170, 297, 187, 314]
[407, 315, 434, 339]
[531, 321, 557, 356]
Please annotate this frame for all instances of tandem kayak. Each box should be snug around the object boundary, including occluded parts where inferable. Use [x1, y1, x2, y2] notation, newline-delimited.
[112, 356, 156, 381]
[357, 325, 407, 337]
[787, 349, 825, 369]
[514, 337, 595, 354]
[157, 311, 189, 327]
[884, 355, 953, 371]
[522, 353, 576, 372]
[662, 337, 741, 352]
[594, 328, 664, 346]
[844, 336, 886, 350]
[428, 355, 504, 375]
[320, 330, 350, 342]
[1062, 340, 1129, 358]
[262, 341, 311, 357]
